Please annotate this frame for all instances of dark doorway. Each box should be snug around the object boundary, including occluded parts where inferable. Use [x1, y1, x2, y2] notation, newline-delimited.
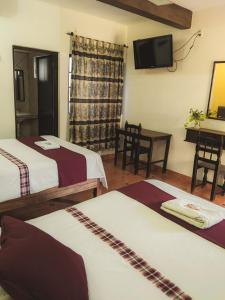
[13, 46, 58, 138]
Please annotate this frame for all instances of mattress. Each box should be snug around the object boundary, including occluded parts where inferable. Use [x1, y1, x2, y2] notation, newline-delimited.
[1, 180, 225, 299]
[0, 135, 107, 202]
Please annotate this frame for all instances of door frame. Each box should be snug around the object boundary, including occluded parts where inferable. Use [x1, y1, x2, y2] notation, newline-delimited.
[12, 45, 59, 137]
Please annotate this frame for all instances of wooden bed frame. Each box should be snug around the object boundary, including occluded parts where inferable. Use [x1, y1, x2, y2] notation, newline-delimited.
[0, 179, 100, 215]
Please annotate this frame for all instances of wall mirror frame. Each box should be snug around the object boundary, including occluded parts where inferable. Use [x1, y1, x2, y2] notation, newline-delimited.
[207, 61, 225, 121]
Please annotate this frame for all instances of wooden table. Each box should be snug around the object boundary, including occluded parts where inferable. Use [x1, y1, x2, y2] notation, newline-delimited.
[114, 127, 172, 175]
[185, 127, 225, 148]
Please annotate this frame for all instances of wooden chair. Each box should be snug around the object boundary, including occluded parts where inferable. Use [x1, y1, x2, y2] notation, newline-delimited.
[134, 138, 153, 178]
[122, 121, 142, 170]
[191, 132, 225, 201]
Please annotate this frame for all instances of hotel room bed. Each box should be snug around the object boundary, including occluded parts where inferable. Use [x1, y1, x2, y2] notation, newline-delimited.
[1, 179, 225, 300]
[0, 135, 107, 213]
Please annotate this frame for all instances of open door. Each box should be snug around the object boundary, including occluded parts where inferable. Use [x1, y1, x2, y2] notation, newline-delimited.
[36, 55, 58, 136]
[13, 46, 58, 138]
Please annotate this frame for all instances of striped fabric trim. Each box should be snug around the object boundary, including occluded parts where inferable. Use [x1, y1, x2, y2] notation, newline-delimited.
[75, 137, 115, 147]
[66, 207, 192, 300]
[0, 148, 30, 197]
[72, 50, 124, 62]
[69, 118, 121, 126]
[71, 74, 124, 84]
[69, 98, 123, 104]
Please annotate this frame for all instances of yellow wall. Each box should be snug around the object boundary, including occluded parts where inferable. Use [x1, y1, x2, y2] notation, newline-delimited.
[210, 64, 225, 113]
[0, 0, 127, 139]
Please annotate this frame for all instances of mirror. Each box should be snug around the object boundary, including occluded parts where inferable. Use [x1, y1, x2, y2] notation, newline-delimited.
[14, 69, 25, 102]
[207, 61, 225, 120]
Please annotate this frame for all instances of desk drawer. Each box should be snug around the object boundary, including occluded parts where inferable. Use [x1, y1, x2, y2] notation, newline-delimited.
[185, 129, 199, 143]
[185, 128, 225, 148]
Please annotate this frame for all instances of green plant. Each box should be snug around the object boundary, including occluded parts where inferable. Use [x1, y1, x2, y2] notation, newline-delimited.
[184, 108, 206, 128]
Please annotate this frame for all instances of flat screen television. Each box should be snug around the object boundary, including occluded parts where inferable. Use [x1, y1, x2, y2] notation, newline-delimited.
[133, 34, 173, 69]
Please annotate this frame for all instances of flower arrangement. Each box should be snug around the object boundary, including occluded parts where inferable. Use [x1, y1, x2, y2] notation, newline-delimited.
[184, 109, 206, 129]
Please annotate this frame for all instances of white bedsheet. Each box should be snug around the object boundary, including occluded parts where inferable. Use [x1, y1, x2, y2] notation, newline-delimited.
[17, 180, 225, 300]
[0, 136, 106, 202]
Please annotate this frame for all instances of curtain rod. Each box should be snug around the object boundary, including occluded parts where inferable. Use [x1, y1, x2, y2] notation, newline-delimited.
[66, 32, 128, 48]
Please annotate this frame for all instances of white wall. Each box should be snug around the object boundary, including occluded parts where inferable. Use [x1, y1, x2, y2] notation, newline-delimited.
[2, 0, 225, 179]
[0, 0, 127, 139]
[125, 5, 225, 177]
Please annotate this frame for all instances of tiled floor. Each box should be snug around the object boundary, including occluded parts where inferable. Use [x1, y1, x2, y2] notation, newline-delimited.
[103, 156, 225, 205]
[7, 155, 225, 220]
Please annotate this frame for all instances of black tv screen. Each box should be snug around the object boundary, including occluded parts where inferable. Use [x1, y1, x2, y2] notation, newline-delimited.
[133, 35, 173, 69]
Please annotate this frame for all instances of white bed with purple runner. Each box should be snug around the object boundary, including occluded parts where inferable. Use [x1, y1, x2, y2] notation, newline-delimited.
[1, 179, 225, 300]
[0, 136, 107, 202]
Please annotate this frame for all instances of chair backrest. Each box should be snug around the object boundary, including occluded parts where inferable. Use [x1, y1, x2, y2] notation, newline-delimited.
[195, 132, 223, 166]
[124, 121, 142, 144]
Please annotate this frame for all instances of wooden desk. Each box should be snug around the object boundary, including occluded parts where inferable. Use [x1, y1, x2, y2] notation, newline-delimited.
[185, 127, 225, 147]
[114, 127, 172, 174]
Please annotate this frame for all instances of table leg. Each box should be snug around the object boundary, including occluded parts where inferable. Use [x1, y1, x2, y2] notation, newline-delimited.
[162, 136, 171, 173]
[146, 140, 153, 178]
[16, 121, 21, 138]
[134, 142, 140, 174]
[114, 130, 119, 165]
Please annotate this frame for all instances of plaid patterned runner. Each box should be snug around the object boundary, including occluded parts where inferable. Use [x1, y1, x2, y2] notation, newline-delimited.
[0, 148, 30, 197]
[66, 207, 192, 300]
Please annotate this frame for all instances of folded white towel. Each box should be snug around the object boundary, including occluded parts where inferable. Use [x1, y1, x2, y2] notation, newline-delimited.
[161, 199, 224, 229]
[35, 141, 60, 150]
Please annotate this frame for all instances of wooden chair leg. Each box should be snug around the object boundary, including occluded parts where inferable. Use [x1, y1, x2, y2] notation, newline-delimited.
[114, 132, 119, 166]
[191, 156, 198, 193]
[130, 148, 134, 162]
[210, 170, 219, 201]
[146, 147, 153, 178]
[191, 172, 197, 193]
[222, 177, 225, 196]
[122, 142, 127, 170]
[202, 168, 208, 187]
[134, 146, 139, 175]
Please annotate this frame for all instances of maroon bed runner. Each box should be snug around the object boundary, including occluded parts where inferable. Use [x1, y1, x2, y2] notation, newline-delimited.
[66, 206, 191, 300]
[119, 181, 225, 250]
[18, 137, 87, 187]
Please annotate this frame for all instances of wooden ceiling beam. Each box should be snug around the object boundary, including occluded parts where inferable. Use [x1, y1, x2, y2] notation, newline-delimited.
[96, 0, 192, 29]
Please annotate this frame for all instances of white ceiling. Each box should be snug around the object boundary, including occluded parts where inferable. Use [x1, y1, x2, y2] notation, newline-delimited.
[39, 0, 145, 24]
[173, 0, 225, 11]
[39, 0, 225, 24]
[149, 0, 171, 5]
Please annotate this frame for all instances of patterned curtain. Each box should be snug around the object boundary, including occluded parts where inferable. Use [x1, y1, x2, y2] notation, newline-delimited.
[69, 35, 125, 151]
